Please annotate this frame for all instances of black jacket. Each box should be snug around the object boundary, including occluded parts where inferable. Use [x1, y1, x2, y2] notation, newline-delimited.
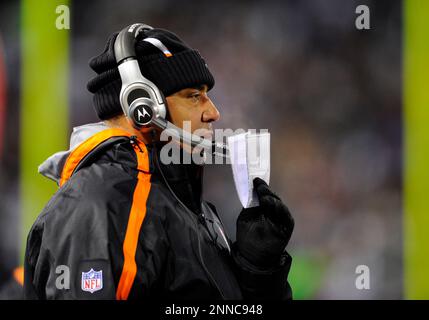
[24, 124, 292, 300]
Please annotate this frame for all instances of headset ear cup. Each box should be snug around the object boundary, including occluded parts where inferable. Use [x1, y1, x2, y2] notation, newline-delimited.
[159, 90, 169, 121]
[115, 25, 167, 129]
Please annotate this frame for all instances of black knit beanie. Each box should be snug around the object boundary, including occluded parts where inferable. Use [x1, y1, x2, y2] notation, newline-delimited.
[87, 28, 215, 120]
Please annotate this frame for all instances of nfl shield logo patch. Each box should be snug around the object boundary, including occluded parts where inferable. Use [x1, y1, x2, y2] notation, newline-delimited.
[81, 269, 103, 293]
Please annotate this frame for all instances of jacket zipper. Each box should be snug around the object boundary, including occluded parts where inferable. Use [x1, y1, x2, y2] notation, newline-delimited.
[152, 143, 226, 299]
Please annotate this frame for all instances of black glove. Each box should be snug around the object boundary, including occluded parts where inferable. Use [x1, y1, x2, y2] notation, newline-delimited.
[236, 178, 294, 268]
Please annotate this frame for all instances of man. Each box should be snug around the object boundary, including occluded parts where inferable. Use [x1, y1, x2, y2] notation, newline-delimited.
[24, 25, 294, 300]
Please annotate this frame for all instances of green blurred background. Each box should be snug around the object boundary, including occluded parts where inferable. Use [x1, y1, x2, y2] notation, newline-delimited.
[0, 0, 427, 299]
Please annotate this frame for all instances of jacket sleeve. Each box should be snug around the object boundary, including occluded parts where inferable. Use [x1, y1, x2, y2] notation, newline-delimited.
[24, 176, 168, 300]
[24, 219, 48, 299]
[24, 208, 120, 300]
[231, 243, 293, 300]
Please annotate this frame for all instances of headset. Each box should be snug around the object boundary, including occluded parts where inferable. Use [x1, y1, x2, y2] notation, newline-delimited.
[114, 23, 226, 152]
[114, 23, 229, 298]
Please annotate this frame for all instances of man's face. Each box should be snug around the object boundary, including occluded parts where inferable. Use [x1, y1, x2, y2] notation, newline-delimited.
[166, 85, 220, 141]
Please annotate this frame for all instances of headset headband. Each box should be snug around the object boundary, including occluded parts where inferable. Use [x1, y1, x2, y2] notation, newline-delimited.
[114, 23, 153, 63]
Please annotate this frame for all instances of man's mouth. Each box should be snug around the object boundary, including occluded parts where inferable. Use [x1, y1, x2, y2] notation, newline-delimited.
[195, 128, 214, 141]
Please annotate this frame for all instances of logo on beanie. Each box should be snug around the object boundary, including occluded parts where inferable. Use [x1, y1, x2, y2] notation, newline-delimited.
[134, 105, 153, 125]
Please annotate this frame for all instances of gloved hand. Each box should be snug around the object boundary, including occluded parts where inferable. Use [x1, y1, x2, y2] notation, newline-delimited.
[236, 178, 294, 268]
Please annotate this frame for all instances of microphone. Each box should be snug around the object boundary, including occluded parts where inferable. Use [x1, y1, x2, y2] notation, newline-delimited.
[151, 116, 229, 158]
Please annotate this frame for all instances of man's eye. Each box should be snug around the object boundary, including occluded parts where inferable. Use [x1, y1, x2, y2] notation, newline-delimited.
[188, 93, 201, 101]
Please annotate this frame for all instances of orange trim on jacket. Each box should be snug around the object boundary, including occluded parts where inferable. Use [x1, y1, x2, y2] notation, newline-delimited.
[60, 128, 137, 187]
[116, 166, 151, 299]
[59, 128, 151, 300]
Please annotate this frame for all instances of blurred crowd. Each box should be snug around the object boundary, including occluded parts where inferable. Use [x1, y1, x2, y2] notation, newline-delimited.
[0, 0, 402, 298]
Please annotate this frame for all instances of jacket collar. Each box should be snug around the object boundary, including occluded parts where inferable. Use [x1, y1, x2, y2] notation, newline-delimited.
[38, 122, 149, 186]
[38, 122, 109, 185]
[39, 122, 204, 213]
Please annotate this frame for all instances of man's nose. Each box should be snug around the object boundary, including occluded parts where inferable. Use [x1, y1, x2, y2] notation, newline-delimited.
[202, 99, 221, 123]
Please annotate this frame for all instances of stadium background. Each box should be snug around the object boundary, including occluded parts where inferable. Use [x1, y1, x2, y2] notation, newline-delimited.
[0, 0, 426, 299]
